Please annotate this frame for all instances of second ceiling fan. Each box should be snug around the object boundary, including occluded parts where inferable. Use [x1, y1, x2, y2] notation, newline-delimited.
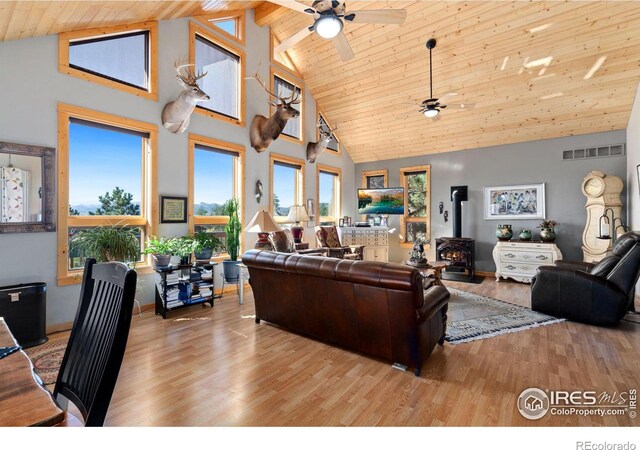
[271, 0, 407, 62]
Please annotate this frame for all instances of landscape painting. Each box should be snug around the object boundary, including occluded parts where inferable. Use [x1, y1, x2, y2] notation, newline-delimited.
[358, 187, 404, 215]
[484, 183, 545, 220]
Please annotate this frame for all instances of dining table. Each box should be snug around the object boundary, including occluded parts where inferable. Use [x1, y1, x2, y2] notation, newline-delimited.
[0, 317, 66, 426]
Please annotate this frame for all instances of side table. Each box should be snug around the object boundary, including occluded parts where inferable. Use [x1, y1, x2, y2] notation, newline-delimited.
[402, 260, 449, 287]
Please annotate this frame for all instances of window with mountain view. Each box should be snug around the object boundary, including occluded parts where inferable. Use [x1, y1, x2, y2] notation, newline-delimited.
[317, 166, 341, 223]
[270, 154, 305, 223]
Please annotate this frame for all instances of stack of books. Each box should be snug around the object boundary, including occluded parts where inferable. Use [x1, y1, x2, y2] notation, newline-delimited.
[165, 286, 183, 309]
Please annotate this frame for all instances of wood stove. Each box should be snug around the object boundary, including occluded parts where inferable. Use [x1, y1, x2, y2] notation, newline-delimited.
[436, 186, 476, 281]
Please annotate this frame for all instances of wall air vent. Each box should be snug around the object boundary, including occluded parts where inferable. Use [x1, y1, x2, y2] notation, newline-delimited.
[562, 144, 625, 161]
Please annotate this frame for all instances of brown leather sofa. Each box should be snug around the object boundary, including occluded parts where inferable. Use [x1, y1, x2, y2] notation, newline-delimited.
[242, 249, 450, 376]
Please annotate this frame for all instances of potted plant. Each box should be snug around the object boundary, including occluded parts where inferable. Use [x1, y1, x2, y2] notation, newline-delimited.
[72, 224, 140, 264]
[193, 230, 222, 261]
[538, 219, 557, 242]
[143, 236, 175, 268]
[222, 198, 242, 282]
[174, 236, 197, 265]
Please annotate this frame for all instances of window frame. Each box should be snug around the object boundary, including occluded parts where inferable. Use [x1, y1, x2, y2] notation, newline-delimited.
[193, 10, 246, 46]
[269, 153, 306, 224]
[189, 21, 246, 127]
[316, 111, 341, 155]
[400, 165, 431, 249]
[58, 21, 158, 101]
[361, 169, 388, 221]
[57, 103, 158, 286]
[188, 133, 245, 254]
[270, 67, 305, 144]
[316, 165, 342, 224]
[270, 29, 302, 76]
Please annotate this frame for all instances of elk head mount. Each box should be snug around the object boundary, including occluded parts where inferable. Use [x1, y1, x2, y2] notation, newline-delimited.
[161, 61, 210, 134]
[307, 119, 337, 163]
[247, 67, 301, 152]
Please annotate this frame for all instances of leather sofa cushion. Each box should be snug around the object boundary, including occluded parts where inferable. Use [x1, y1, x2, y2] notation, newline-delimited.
[612, 232, 640, 257]
[590, 255, 620, 277]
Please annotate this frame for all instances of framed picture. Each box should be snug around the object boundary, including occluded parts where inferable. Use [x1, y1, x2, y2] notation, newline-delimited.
[160, 195, 188, 223]
[306, 199, 315, 219]
[339, 218, 344, 227]
[484, 183, 545, 220]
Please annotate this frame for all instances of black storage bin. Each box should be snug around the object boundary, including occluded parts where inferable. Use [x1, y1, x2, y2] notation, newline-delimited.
[0, 283, 48, 348]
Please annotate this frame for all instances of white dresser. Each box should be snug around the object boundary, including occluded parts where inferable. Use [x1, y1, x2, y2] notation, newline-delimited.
[339, 226, 389, 262]
[492, 241, 562, 283]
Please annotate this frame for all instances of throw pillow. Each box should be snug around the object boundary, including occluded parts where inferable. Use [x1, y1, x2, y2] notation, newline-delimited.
[269, 230, 293, 253]
[322, 226, 341, 248]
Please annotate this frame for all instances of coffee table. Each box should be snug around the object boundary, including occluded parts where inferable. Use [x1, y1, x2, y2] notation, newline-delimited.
[402, 260, 449, 287]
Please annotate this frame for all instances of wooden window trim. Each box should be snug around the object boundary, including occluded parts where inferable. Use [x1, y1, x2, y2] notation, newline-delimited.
[270, 153, 306, 224]
[57, 103, 158, 286]
[270, 29, 302, 77]
[316, 165, 342, 224]
[270, 67, 305, 144]
[316, 111, 341, 156]
[400, 165, 431, 249]
[58, 21, 158, 101]
[189, 21, 246, 127]
[360, 169, 388, 221]
[191, 10, 246, 46]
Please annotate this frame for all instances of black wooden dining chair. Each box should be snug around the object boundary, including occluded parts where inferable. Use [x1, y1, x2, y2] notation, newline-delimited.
[53, 258, 137, 426]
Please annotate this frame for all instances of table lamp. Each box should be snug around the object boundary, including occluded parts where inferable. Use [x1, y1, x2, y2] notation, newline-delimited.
[286, 205, 310, 243]
[244, 209, 281, 250]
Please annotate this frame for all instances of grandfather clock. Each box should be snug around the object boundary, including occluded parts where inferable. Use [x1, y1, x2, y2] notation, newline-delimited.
[581, 170, 624, 262]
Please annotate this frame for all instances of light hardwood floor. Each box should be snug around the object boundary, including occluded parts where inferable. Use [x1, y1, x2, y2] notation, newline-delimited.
[48, 277, 640, 426]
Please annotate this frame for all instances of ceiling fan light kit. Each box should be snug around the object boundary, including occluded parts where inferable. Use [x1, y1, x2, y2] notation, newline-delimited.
[315, 14, 343, 39]
[424, 108, 439, 118]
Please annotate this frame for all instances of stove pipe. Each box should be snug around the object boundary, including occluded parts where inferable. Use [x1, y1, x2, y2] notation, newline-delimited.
[450, 186, 468, 238]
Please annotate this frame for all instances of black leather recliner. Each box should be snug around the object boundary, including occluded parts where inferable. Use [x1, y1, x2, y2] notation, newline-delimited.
[531, 231, 640, 325]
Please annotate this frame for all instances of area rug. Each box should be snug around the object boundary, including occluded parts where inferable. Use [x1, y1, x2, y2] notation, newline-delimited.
[25, 340, 67, 386]
[445, 288, 565, 344]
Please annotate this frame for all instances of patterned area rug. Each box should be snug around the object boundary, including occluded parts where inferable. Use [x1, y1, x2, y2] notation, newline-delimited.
[445, 288, 565, 344]
[25, 340, 67, 385]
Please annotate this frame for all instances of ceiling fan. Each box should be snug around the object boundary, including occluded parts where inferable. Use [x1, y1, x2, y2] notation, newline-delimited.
[417, 38, 475, 120]
[271, 0, 407, 62]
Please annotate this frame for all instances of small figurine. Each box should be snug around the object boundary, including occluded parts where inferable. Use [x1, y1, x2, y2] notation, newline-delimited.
[409, 241, 428, 265]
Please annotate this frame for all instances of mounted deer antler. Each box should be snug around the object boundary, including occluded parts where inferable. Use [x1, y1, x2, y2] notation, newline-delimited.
[161, 60, 210, 134]
[247, 63, 301, 152]
[307, 119, 338, 163]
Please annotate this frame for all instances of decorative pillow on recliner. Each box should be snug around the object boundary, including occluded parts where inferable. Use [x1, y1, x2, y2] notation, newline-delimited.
[269, 230, 294, 253]
[321, 226, 341, 248]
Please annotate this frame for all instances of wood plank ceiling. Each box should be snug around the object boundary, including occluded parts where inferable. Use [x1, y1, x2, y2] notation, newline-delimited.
[264, 1, 640, 163]
[1, 1, 639, 163]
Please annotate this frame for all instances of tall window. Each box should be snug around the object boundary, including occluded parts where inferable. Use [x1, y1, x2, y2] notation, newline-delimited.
[59, 22, 158, 100]
[317, 165, 341, 224]
[318, 113, 340, 153]
[189, 134, 245, 253]
[401, 165, 431, 247]
[190, 22, 245, 126]
[58, 103, 157, 285]
[270, 154, 305, 223]
[272, 69, 304, 142]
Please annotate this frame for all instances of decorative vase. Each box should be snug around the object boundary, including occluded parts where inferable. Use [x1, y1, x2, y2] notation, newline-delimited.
[496, 224, 513, 241]
[540, 227, 556, 242]
[519, 229, 532, 241]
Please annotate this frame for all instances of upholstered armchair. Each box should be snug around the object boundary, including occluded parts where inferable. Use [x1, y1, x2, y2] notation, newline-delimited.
[268, 229, 325, 256]
[314, 225, 364, 260]
[531, 231, 640, 325]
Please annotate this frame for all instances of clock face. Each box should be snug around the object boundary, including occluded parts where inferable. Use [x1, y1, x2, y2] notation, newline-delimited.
[583, 177, 605, 197]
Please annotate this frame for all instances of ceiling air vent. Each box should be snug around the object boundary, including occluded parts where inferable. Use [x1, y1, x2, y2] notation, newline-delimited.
[562, 144, 625, 161]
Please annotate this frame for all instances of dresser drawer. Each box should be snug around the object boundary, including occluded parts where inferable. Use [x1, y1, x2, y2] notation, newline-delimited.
[499, 262, 539, 275]
[500, 250, 553, 264]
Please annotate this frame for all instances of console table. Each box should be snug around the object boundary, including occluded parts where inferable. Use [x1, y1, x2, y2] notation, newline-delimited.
[492, 240, 563, 283]
[339, 226, 389, 262]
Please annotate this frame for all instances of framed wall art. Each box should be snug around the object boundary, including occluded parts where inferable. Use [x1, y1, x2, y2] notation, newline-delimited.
[160, 195, 188, 223]
[484, 183, 545, 220]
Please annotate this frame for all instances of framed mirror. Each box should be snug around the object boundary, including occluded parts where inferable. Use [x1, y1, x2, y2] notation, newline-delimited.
[0, 141, 56, 233]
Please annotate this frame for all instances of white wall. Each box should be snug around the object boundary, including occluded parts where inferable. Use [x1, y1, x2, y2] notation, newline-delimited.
[0, 10, 356, 327]
[627, 80, 640, 229]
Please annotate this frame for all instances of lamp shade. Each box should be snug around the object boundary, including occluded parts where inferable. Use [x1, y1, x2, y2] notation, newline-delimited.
[286, 205, 310, 223]
[244, 209, 281, 233]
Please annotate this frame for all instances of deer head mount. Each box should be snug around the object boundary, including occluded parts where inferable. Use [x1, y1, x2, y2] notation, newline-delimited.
[247, 66, 301, 152]
[306, 119, 338, 163]
[161, 61, 210, 134]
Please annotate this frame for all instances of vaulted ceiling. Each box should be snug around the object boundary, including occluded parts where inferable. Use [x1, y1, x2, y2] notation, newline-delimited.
[2, 1, 640, 163]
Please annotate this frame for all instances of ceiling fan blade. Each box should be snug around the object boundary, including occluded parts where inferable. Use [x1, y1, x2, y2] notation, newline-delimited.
[345, 9, 407, 24]
[275, 26, 314, 53]
[443, 102, 476, 110]
[267, 0, 316, 14]
[332, 31, 355, 62]
[438, 92, 458, 104]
